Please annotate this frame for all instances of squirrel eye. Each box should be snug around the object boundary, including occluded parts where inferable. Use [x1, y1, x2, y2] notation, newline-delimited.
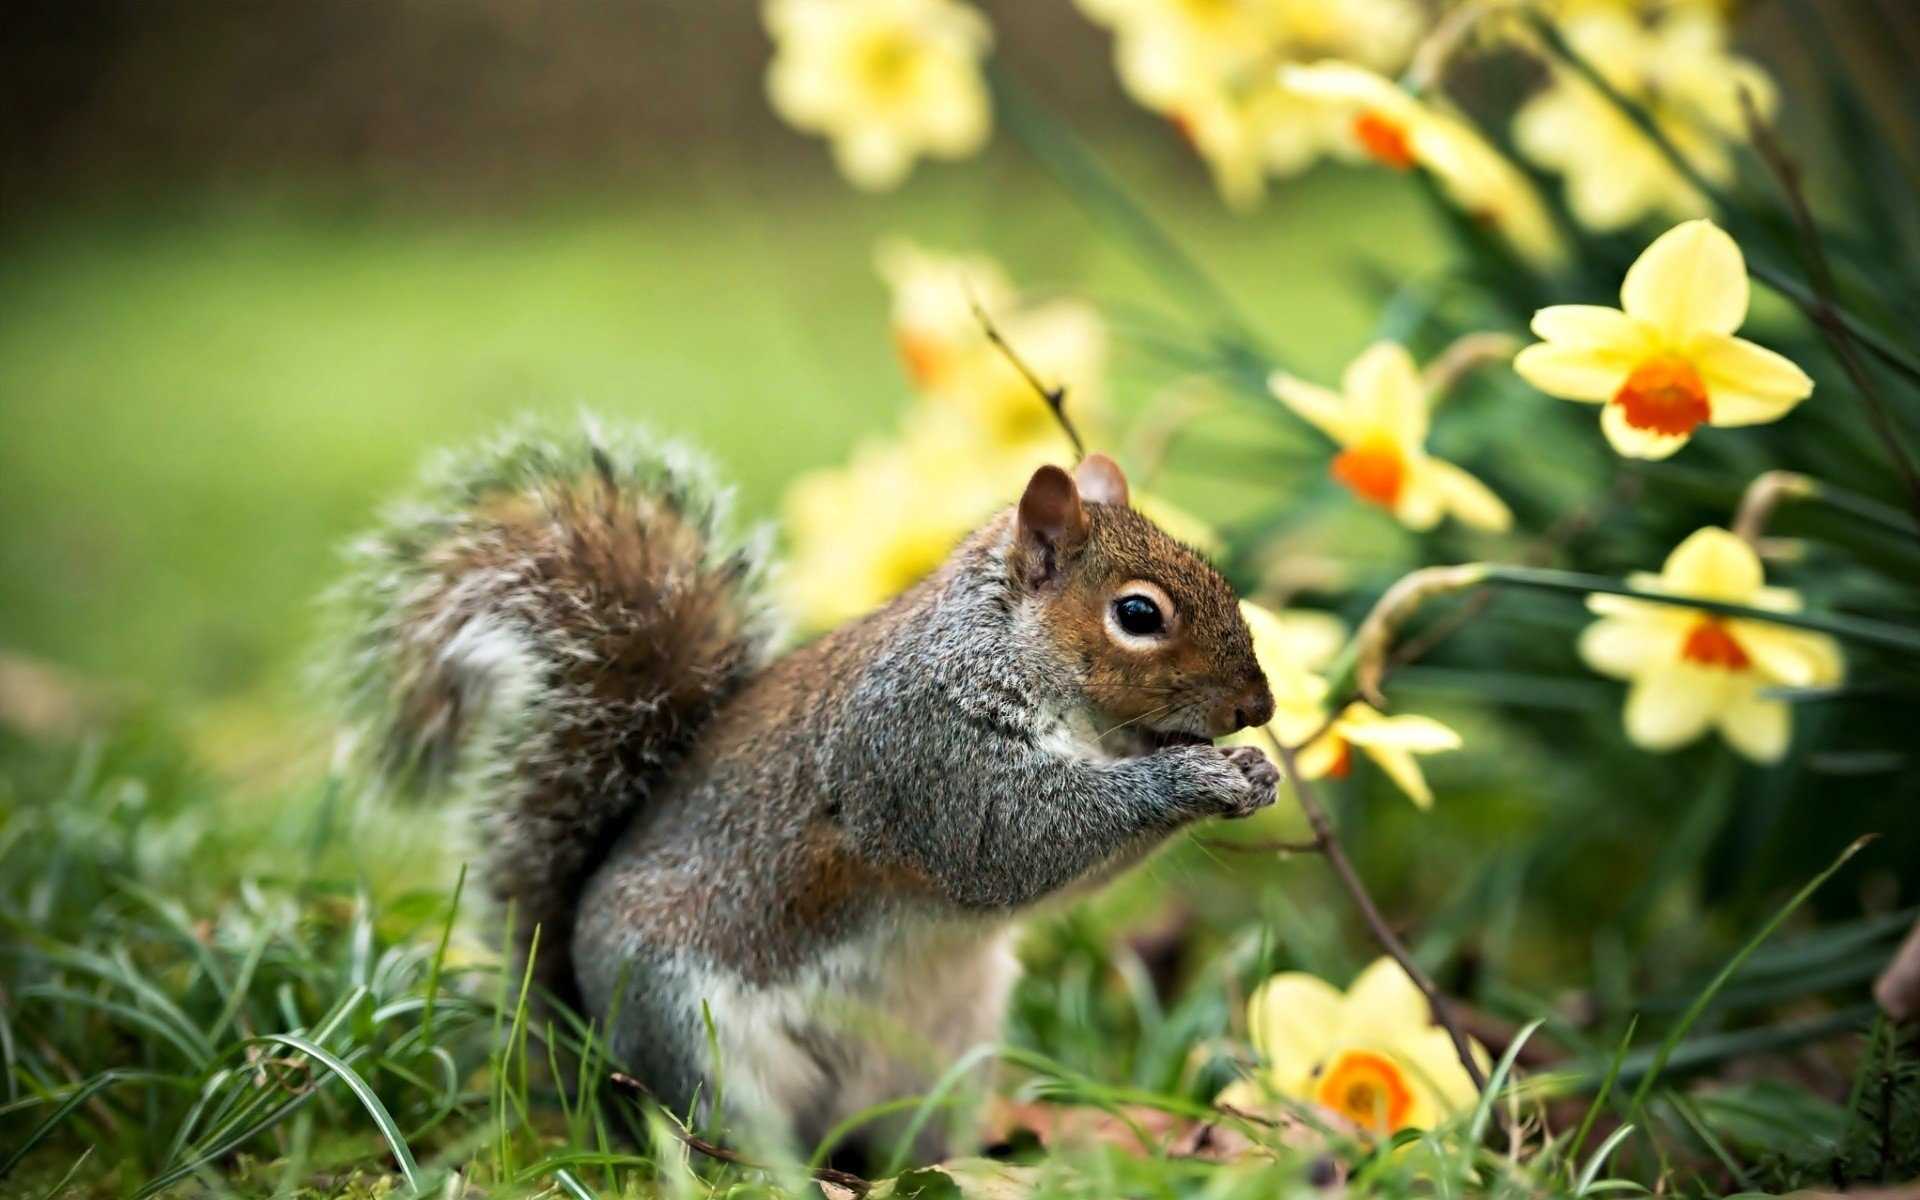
[1113, 595, 1165, 637]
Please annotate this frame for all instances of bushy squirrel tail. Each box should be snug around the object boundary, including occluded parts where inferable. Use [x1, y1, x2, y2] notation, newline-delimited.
[325, 416, 779, 1006]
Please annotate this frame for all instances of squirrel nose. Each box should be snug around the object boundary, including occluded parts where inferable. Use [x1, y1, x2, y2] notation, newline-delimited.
[1228, 681, 1275, 733]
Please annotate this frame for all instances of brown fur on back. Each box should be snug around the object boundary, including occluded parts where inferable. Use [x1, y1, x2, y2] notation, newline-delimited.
[328, 422, 776, 1007]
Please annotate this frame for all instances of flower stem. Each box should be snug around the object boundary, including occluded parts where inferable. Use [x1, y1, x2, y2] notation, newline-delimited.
[1261, 727, 1491, 1096]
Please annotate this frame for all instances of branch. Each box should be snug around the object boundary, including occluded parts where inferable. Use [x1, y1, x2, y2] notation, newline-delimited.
[1259, 727, 1489, 1094]
[970, 296, 1085, 462]
[610, 1072, 873, 1197]
[1739, 90, 1920, 537]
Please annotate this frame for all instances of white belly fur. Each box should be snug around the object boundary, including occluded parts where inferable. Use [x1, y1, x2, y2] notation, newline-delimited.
[687, 922, 1020, 1155]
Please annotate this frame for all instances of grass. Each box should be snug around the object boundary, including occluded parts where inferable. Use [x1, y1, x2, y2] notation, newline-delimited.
[1, 695, 1914, 1196]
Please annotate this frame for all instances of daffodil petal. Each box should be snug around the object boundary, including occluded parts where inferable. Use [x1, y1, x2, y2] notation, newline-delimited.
[1620, 218, 1749, 340]
[1359, 743, 1437, 807]
[1586, 590, 1670, 620]
[1600, 399, 1692, 459]
[1734, 622, 1844, 689]
[1750, 585, 1803, 614]
[1660, 526, 1762, 600]
[1513, 342, 1630, 402]
[1391, 465, 1447, 531]
[1622, 665, 1721, 751]
[1343, 959, 1434, 1039]
[1344, 342, 1428, 445]
[1691, 332, 1813, 427]
[1280, 60, 1418, 121]
[835, 128, 914, 191]
[1293, 731, 1345, 780]
[1247, 972, 1344, 1088]
[1340, 712, 1462, 753]
[1530, 305, 1653, 352]
[1268, 371, 1359, 443]
[1717, 687, 1790, 763]
[1579, 615, 1683, 679]
[1425, 458, 1513, 532]
[1394, 1026, 1484, 1117]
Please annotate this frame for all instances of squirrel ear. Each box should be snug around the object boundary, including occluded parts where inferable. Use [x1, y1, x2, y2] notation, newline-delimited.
[1013, 464, 1089, 588]
[1073, 454, 1130, 508]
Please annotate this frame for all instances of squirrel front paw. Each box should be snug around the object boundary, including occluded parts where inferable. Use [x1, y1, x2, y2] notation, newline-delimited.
[1165, 744, 1279, 820]
[1216, 745, 1280, 818]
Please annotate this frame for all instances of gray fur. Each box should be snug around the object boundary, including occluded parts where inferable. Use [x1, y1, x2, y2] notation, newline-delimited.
[325, 417, 1274, 1161]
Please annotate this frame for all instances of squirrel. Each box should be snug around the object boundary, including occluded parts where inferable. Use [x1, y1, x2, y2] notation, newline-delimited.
[327, 417, 1277, 1161]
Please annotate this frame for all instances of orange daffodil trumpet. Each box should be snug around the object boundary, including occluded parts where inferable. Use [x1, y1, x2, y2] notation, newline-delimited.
[1580, 527, 1842, 763]
[1234, 600, 1462, 809]
[764, 0, 992, 191]
[1279, 62, 1568, 269]
[1514, 219, 1813, 459]
[1219, 958, 1486, 1134]
[1270, 342, 1512, 534]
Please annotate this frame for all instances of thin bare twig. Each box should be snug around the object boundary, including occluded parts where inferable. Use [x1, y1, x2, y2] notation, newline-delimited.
[610, 1072, 873, 1197]
[1260, 728, 1490, 1095]
[971, 296, 1086, 462]
[1739, 89, 1920, 536]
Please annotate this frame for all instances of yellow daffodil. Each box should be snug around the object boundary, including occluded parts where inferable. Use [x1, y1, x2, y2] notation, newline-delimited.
[1280, 61, 1567, 267]
[1075, 0, 1422, 209]
[783, 412, 1026, 630]
[1270, 341, 1512, 533]
[1513, 219, 1812, 459]
[1219, 958, 1486, 1133]
[764, 0, 992, 191]
[1234, 600, 1462, 808]
[875, 241, 1107, 451]
[1513, 8, 1774, 231]
[1075, 0, 1277, 113]
[1580, 527, 1842, 763]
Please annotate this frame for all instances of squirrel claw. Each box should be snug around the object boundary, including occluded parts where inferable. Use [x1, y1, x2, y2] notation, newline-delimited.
[1217, 745, 1279, 819]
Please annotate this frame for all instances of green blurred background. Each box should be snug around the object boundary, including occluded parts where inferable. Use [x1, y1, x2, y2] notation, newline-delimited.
[0, 1, 1452, 732]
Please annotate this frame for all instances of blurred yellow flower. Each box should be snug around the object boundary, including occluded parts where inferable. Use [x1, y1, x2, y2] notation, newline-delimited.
[1513, 219, 1811, 459]
[783, 411, 1030, 630]
[1075, 0, 1423, 209]
[875, 241, 1107, 451]
[764, 0, 993, 191]
[1270, 341, 1512, 532]
[1235, 600, 1461, 808]
[1580, 527, 1842, 763]
[1513, 8, 1774, 230]
[1280, 62, 1567, 266]
[1238, 598, 1346, 673]
[1219, 958, 1485, 1132]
